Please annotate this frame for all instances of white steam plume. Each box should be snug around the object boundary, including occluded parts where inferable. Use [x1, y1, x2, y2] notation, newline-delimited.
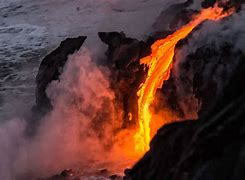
[0, 48, 123, 179]
[172, 7, 245, 116]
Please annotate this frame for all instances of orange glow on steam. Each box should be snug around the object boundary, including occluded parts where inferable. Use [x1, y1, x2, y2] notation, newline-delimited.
[134, 5, 234, 152]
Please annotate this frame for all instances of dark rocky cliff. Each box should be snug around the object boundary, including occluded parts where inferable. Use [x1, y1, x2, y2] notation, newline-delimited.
[26, 36, 86, 135]
[124, 53, 245, 180]
[33, 0, 244, 179]
[34, 36, 87, 114]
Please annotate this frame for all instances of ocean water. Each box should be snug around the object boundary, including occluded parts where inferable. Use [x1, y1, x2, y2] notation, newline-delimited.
[0, 1, 183, 178]
[0, 0, 182, 119]
[1, 1, 244, 179]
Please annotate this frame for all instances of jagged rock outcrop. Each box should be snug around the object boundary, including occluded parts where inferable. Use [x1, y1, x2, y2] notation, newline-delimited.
[159, 41, 244, 119]
[151, 0, 243, 118]
[124, 53, 245, 180]
[152, 0, 194, 33]
[26, 36, 86, 135]
[201, 0, 242, 9]
[32, 1, 244, 178]
[97, 30, 183, 128]
[152, 0, 243, 35]
[40, 169, 123, 180]
[98, 32, 150, 128]
[34, 36, 87, 114]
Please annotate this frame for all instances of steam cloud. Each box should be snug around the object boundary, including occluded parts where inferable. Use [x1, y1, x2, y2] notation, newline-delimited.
[171, 5, 244, 115]
[0, 1, 244, 180]
[0, 48, 124, 179]
[0, 0, 184, 178]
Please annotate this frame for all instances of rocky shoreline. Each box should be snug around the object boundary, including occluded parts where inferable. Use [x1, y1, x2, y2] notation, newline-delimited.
[27, 0, 244, 179]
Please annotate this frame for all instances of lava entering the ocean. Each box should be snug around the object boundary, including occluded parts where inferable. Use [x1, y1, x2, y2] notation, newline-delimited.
[134, 5, 234, 152]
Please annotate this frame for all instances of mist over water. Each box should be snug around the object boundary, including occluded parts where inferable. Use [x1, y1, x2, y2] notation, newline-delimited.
[0, 0, 182, 119]
[0, 1, 243, 179]
[1, 0, 183, 178]
[0, 48, 128, 179]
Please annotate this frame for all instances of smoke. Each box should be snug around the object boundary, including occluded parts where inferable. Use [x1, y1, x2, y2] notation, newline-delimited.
[1, 1, 243, 179]
[150, 4, 244, 121]
[177, 6, 244, 53]
[0, 118, 26, 179]
[0, 47, 129, 179]
[171, 5, 244, 115]
[0, 1, 190, 178]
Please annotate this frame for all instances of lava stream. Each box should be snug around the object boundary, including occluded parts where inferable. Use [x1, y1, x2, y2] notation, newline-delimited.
[134, 5, 234, 152]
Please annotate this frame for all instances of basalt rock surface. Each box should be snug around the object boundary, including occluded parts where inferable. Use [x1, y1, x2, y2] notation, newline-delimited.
[124, 52, 245, 180]
[120, 2, 245, 179]
[32, 1, 244, 179]
[26, 36, 86, 135]
[159, 41, 244, 118]
[40, 169, 123, 180]
[152, 0, 194, 33]
[97, 30, 184, 128]
[98, 31, 150, 128]
[34, 36, 87, 114]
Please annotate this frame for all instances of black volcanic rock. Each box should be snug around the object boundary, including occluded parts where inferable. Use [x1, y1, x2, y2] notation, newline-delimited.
[25, 36, 86, 135]
[124, 54, 245, 180]
[121, 3, 244, 178]
[98, 32, 150, 68]
[201, 0, 243, 9]
[98, 32, 150, 128]
[152, 0, 242, 36]
[159, 41, 244, 118]
[34, 36, 87, 114]
[152, 0, 195, 33]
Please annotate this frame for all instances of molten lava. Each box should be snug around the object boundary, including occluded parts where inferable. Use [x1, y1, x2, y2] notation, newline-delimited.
[134, 5, 234, 152]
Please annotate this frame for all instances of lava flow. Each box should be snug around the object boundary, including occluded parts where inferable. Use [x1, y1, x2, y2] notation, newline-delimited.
[134, 5, 234, 152]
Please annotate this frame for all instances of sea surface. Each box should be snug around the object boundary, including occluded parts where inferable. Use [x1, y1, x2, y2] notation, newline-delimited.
[0, 0, 184, 119]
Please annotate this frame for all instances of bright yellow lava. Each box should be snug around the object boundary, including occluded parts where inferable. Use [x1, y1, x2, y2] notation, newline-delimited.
[134, 5, 234, 152]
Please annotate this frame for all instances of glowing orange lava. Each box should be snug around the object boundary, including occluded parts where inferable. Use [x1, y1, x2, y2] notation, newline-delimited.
[134, 5, 234, 152]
